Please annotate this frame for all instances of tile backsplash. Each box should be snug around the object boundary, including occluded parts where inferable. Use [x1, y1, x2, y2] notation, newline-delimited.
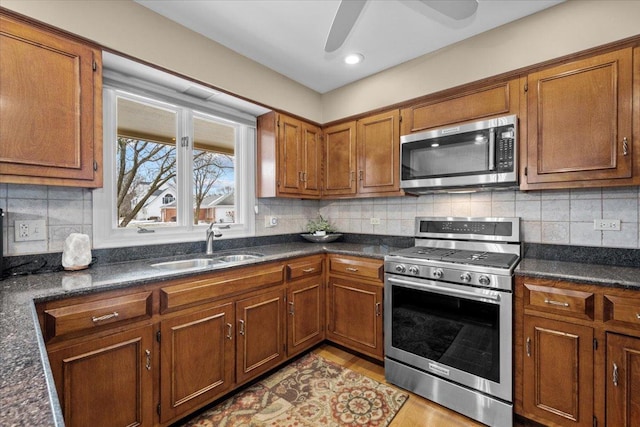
[2, 183, 639, 256]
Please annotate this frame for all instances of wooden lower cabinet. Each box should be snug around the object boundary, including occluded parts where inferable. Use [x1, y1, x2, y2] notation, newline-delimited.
[235, 288, 286, 384]
[47, 325, 155, 427]
[287, 276, 325, 357]
[606, 333, 640, 427]
[326, 276, 383, 360]
[522, 315, 594, 427]
[159, 301, 235, 424]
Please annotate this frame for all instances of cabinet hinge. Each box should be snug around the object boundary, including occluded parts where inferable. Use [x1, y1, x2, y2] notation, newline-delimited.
[593, 415, 597, 427]
[157, 404, 161, 416]
[593, 338, 598, 350]
[524, 82, 528, 92]
[93, 160, 98, 171]
[524, 166, 528, 176]
[156, 331, 161, 343]
[93, 60, 97, 72]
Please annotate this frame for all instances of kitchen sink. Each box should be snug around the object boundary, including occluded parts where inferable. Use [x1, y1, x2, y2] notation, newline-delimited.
[150, 258, 225, 271]
[215, 253, 264, 263]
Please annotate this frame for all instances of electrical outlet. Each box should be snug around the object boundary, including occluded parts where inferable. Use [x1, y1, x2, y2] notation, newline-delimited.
[370, 217, 381, 225]
[593, 219, 621, 231]
[265, 216, 278, 228]
[15, 220, 47, 241]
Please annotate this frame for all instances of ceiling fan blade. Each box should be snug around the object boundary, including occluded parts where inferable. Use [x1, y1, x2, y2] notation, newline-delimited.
[324, 0, 367, 53]
[421, 0, 478, 20]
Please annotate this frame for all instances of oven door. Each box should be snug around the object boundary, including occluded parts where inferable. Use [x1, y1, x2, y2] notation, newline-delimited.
[384, 273, 512, 402]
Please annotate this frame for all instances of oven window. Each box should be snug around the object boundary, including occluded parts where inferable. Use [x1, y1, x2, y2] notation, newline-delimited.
[391, 286, 500, 382]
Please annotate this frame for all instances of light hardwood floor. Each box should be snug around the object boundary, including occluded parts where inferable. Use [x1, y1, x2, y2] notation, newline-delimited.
[313, 343, 492, 427]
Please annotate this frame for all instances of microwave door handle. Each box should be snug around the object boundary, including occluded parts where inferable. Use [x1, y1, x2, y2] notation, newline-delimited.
[488, 129, 496, 171]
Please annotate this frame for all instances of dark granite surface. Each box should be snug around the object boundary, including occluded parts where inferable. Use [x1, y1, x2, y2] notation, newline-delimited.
[2, 237, 639, 427]
[0, 241, 400, 427]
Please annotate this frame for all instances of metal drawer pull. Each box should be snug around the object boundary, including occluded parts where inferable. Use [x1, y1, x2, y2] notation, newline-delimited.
[544, 299, 569, 307]
[346, 267, 359, 272]
[622, 137, 628, 156]
[239, 319, 245, 336]
[289, 301, 295, 315]
[526, 337, 531, 357]
[613, 363, 619, 387]
[92, 312, 119, 322]
[636, 313, 640, 320]
[226, 323, 233, 340]
[302, 268, 315, 273]
[145, 350, 151, 371]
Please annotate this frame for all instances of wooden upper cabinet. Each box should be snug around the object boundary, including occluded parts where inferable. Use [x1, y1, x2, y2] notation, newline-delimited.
[357, 110, 402, 195]
[257, 111, 321, 199]
[400, 79, 519, 134]
[0, 12, 102, 187]
[323, 121, 357, 196]
[521, 48, 635, 190]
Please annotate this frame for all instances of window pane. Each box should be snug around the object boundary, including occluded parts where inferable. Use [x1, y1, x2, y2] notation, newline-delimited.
[193, 115, 236, 225]
[116, 97, 177, 228]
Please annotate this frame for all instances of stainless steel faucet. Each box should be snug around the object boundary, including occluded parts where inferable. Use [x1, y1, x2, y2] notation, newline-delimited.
[206, 223, 229, 255]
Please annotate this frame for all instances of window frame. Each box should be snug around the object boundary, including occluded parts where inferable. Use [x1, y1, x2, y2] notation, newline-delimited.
[93, 86, 256, 249]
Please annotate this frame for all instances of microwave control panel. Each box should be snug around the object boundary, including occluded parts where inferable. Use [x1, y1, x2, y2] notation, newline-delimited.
[496, 126, 515, 173]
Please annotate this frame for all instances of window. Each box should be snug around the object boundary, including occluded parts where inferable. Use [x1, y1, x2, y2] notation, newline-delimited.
[93, 55, 263, 248]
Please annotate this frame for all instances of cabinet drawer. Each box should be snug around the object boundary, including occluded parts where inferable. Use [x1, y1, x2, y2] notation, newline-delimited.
[287, 257, 323, 281]
[161, 264, 284, 312]
[524, 284, 594, 320]
[329, 256, 383, 282]
[604, 294, 640, 329]
[43, 291, 153, 341]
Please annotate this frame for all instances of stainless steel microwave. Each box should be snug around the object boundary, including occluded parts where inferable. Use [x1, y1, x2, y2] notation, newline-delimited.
[400, 115, 518, 193]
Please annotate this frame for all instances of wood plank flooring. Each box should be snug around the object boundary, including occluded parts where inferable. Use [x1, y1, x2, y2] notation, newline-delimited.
[313, 343, 496, 427]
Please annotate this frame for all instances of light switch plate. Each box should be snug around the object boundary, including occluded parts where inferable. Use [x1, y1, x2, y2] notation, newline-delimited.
[593, 219, 621, 231]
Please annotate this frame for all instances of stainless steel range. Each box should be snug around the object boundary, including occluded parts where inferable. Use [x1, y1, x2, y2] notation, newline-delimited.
[384, 217, 521, 427]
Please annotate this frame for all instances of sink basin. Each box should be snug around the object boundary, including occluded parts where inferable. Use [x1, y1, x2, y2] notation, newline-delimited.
[215, 253, 264, 263]
[151, 258, 224, 271]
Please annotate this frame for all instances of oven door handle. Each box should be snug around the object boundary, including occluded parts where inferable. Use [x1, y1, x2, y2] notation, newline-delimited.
[386, 276, 501, 303]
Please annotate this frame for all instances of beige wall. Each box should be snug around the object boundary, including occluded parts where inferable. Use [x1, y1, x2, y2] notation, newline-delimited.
[0, 0, 323, 121]
[322, 0, 640, 122]
[2, 0, 639, 124]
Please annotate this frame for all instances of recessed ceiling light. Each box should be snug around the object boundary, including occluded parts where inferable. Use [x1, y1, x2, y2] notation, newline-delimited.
[344, 53, 364, 65]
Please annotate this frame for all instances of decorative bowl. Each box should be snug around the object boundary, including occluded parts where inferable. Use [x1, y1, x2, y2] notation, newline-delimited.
[300, 233, 343, 243]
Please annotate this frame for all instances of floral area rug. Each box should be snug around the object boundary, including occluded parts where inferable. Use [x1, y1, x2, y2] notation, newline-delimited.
[181, 353, 408, 427]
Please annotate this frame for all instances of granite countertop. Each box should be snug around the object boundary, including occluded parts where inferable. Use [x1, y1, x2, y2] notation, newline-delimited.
[0, 242, 397, 427]
[516, 258, 640, 289]
[2, 240, 639, 427]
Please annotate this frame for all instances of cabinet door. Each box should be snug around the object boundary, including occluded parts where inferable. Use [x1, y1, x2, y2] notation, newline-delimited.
[524, 48, 633, 188]
[300, 121, 322, 196]
[287, 278, 325, 357]
[47, 326, 154, 427]
[326, 276, 383, 360]
[323, 121, 357, 196]
[159, 302, 234, 423]
[523, 316, 594, 427]
[356, 110, 401, 195]
[0, 13, 102, 187]
[236, 288, 285, 384]
[277, 114, 305, 195]
[607, 333, 640, 427]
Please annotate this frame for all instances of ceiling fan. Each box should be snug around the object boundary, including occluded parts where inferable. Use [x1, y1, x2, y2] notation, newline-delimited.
[325, 0, 479, 52]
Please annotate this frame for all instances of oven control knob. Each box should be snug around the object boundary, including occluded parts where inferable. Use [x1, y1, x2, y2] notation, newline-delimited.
[460, 272, 472, 283]
[395, 264, 406, 273]
[478, 275, 491, 286]
[409, 265, 420, 275]
[432, 268, 444, 279]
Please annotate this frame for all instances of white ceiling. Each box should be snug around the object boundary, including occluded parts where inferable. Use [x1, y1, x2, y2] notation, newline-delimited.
[135, 0, 564, 94]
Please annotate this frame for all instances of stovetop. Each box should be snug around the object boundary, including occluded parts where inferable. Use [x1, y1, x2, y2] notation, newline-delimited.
[391, 246, 520, 269]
